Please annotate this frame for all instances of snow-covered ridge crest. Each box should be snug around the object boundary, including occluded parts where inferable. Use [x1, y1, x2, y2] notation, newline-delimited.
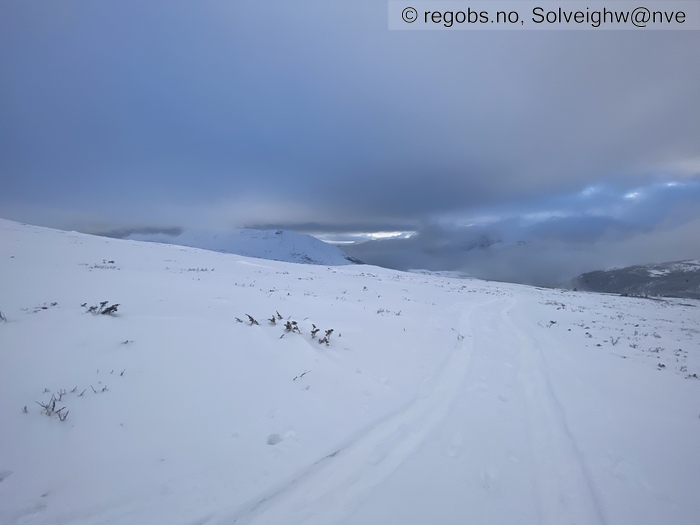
[123, 228, 362, 266]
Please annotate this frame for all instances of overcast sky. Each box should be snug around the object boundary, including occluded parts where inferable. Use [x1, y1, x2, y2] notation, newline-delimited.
[2, 1, 699, 283]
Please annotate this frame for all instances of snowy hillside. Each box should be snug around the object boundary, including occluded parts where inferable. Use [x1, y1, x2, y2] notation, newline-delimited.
[1, 218, 699, 525]
[572, 259, 700, 299]
[123, 228, 362, 266]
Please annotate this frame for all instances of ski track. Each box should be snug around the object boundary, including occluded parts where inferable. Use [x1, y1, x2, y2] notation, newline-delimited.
[501, 298, 607, 525]
[207, 296, 608, 525]
[211, 300, 488, 525]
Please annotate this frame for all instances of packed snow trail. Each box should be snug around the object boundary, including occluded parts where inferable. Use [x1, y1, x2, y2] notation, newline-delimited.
[347, 296, 606, 525]
[210, 297, 605, 525]
[502, 299, 606, 525]
[210, 301, 485, 525]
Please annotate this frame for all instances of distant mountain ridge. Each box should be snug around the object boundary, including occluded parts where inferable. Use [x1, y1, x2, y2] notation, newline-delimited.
[124, 228, 363, 266]
[571, 260, 700, 300]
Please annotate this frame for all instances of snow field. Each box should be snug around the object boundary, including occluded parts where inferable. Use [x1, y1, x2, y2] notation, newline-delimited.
[1, 218, 699, 524]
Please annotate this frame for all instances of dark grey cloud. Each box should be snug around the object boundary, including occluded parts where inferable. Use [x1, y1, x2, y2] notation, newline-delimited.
[1, 1, 699, 276]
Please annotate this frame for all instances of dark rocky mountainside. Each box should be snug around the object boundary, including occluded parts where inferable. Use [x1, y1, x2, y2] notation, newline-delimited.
[571, 260, 700, 300]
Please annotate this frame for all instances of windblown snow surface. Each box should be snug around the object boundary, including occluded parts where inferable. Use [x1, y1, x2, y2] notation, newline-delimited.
[1, 218, 699, 525]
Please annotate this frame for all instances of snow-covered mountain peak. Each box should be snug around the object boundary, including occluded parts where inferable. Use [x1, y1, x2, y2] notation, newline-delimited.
[123, 227, 362, 266]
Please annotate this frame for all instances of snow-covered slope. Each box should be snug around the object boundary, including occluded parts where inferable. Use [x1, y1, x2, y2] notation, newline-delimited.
[1, 217, 699, 525]
[571, 259, 700, 299]
[124, 228, 362, 266]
